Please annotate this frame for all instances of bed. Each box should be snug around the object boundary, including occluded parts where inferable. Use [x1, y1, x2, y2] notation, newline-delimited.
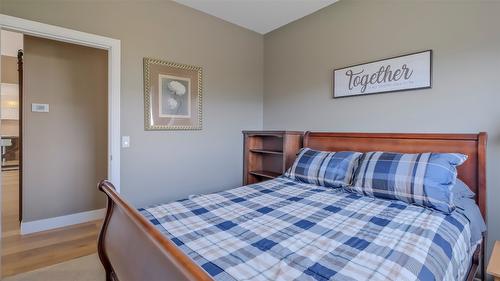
[97, 132, 487, 281]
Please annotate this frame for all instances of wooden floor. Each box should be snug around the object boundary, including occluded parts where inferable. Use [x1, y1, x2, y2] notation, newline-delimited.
[1, 170, 19, 237]
[1, 170, 102, 277]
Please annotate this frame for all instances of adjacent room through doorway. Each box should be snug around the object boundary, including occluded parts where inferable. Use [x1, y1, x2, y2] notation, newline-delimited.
[1, 30, 23, 260]
[0, 29, 109, 278]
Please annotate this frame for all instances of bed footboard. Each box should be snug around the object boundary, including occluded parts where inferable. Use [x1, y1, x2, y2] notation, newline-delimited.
[97, 180, 212, 281]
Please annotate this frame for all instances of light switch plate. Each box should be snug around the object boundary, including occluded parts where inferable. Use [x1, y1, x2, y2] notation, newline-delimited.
[121, 136, 130, 148]
[32, 103, 49, 112]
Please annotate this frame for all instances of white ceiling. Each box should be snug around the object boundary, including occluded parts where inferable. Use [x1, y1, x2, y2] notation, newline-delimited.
[1, 30, 23, 57]
[173, 0, 338, 34]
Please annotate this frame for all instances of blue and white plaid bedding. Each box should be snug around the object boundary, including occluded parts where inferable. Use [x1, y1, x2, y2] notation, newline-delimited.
[139, 177, 475, 281]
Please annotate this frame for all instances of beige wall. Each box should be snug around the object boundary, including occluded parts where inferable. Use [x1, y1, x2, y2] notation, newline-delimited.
[264, 0, 500, 260]
[23, 36, 108, 221]
[1, 120, 18, 136]
[0, 0, 264, 208]
[1, 55, 18, 84]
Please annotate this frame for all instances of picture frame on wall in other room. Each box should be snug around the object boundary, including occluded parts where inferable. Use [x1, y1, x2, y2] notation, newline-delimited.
[333, 50, 432, 98]
[144, 58, 202, 130]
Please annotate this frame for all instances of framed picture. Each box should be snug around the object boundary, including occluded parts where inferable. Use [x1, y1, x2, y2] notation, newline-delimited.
[144, 58, 202, 130]
[333, 50, 432, 98]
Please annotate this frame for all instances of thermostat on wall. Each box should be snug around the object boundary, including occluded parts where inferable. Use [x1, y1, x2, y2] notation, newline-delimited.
[32, 103, 49, 112]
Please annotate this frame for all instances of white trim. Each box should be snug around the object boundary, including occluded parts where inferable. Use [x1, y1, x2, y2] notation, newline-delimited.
[20, 208, 106, 235]
[0, 14, 121, 191]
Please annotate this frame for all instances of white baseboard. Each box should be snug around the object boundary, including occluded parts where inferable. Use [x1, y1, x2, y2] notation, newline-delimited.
[20, 208, 106, 235]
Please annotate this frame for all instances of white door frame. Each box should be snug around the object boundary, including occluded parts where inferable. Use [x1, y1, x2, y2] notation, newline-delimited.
[0, 14, 121, 192]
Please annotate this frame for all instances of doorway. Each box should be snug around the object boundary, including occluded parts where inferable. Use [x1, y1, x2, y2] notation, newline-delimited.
[0, 13, 121, 190]
[0, 15, 121, 276]
[1, 30, 22, 239]
[1, 31, 108, 277]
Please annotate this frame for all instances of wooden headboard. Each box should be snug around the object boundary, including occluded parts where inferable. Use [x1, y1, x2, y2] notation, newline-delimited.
[303, 132, 487, 219]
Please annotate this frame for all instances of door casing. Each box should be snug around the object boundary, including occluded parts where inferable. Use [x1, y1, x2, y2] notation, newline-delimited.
[0, 14, 121, 193]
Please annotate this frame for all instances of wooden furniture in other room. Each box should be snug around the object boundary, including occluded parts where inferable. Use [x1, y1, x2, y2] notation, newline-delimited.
[1, 136, 20, 171]
[488, 241, 500, 281]
[242, 130, 303, 185]
[97, 132, 486, 281]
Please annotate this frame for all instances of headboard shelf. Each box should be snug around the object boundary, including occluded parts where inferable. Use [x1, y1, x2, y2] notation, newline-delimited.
[243, 131, 303, 185]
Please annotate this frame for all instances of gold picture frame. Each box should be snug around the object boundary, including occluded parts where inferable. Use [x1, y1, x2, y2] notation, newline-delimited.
[144, 58, 202, 130]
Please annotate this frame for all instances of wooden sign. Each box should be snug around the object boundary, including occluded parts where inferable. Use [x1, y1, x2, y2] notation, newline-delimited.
[333, 50, 432, 98]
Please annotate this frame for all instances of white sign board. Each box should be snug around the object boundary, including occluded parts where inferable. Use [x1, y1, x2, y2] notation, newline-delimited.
[333, 50, 432, 98]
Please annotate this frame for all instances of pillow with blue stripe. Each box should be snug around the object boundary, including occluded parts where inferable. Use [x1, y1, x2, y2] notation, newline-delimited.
[348, 151, 468, 214]
[284, 148, 362, 188]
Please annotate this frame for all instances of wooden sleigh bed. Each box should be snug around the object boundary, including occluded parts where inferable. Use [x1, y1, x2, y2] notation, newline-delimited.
[98, 132, 487, 281]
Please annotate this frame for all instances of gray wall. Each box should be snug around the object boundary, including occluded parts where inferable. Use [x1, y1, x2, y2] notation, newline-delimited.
[23, 36, 108, 221]
[264, 0, 500, 260]
[0, 0, 264, 208]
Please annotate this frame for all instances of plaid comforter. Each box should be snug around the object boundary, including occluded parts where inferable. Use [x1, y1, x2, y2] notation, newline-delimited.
[139, 177, 474, 281]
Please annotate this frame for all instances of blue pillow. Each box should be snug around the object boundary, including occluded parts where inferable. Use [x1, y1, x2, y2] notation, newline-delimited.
[285, 148, 362, 188]
[452, 180, 484, 245]
[453, 179, 475, 199]
[349, 151, 467, 214]
[454, 197, 486, 245]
